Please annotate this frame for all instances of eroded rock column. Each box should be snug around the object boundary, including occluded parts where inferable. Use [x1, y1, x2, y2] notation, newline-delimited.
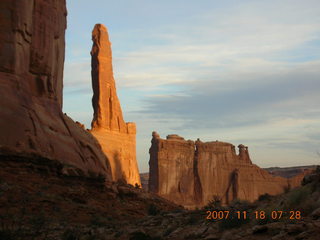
[90, 24, 141, 186]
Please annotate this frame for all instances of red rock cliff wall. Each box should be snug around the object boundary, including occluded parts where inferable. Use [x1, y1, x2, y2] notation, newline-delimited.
[149, 133, 196, 207]
[0, 0, 111, 179]
[149, 133, 302, 208]
[90, 24, 141, 186]
[195, 140, 290, 206]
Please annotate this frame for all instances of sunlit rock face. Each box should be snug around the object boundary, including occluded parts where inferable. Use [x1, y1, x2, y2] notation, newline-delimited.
[0, 0, 112, 179]
[90, 24, 141, 186]
[149, 132, 304, 209]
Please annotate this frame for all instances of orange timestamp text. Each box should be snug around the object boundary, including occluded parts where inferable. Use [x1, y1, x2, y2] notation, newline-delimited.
[206, 210, 302, 220]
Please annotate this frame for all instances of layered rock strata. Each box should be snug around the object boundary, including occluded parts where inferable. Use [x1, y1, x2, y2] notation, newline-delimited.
[90, 24, 141, 186]
[149, 132, 304, 208]
[0, 0, 111, 178]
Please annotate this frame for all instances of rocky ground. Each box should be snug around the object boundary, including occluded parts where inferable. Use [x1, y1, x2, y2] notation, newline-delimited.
[1, 156, 320, 240]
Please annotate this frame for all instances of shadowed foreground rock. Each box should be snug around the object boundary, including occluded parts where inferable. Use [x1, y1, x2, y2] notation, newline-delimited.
[149, 132, 309, 208]
[90, 24, 141, 186]
[1, 157, 319, 240]
[0, 0, 111, 179]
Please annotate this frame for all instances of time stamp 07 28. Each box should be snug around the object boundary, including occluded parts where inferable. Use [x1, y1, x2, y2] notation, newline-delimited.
[206, 210, 302, 220]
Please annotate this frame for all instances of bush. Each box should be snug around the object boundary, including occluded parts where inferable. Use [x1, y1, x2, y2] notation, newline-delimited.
[229, 199, 254, 212]
[299, 198, 320, 216]
[218, 211, 250, 231]
[287, 185, 312, 207]
[147, 204, 160, 216]
[204, 195, 222, 210]
[90, 214, 106, 227]
[258, 193, 272, 202]
[186, 214, 198, 225]
[130, 232, 150, 240]
[0, 230, 14, 240]
[283, 184, 291, 193]
[62, 229, 80, 240]
[254, 209, 273, 225]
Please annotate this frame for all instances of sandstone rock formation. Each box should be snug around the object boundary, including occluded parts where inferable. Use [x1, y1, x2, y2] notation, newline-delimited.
[90, 24, 141, 186]
[149, 132, 305, 208]
[0, 0, 111, 179]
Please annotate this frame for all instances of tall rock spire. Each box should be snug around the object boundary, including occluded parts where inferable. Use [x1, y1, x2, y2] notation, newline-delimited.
[90, 24, 141, 186]
[91, 24, 126, 132]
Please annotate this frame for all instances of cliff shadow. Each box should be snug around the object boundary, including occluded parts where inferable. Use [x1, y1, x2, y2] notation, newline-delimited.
[225, 169, 239, 204]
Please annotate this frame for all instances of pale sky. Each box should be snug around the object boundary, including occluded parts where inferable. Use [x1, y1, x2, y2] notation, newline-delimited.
[63, 0, 320, 172]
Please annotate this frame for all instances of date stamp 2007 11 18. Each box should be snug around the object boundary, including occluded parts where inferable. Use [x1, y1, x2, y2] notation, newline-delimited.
[206, 210, 302, 220]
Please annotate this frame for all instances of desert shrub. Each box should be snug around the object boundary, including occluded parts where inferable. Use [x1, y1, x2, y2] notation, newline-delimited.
[186, 214, 198, 225]
[87, 170, 98, 179]
[218, 211, 250, 231]
[129, 231, 162, 240]
[302, 166, 320, 186]
[254, 209, 273, 225]
[0, 230, 14, 240]
[30, 212, 46, 228]
[258, 193, 272, 202]
[170, 208, 184, 214]
[62, 229, 80, 240]
[283, 184, 291, 193]
[90, 214, 106, 227]
[96, 173, 106, 183]
[83, 232, 105, 240]
[186, 216, 197, 225]
[163, 227, 174, 237]
[0, 212, 27, 239]
[114, 230, 124, 238]
[299, 198, 320, 216]
[148, 203, 160, 216]
[229, 199, 254, 212]
[204, 195, 222, 210]
[287, 185, 312, 208]
[28, 212, 53, 239]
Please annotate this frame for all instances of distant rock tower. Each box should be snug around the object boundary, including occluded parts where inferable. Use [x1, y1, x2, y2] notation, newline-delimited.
[90, 24, 141, 186]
